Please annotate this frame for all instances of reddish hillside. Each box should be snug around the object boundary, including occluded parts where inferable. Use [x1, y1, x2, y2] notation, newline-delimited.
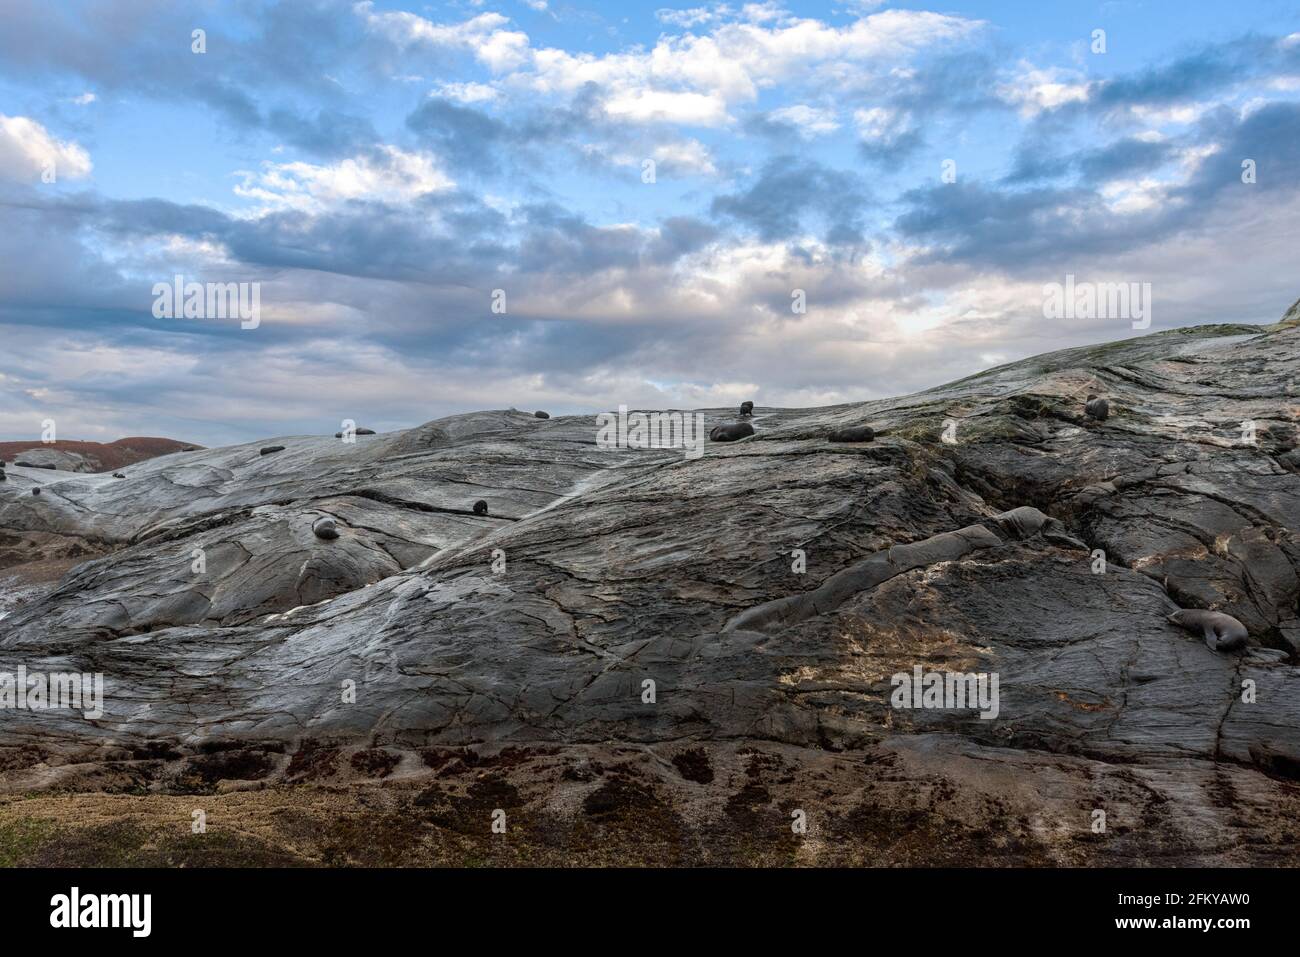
[0, 437, 201, 473]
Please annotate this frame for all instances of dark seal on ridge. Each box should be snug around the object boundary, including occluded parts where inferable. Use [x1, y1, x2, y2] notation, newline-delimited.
[739, 401, 754, 417]
[535, 411, 550, 419]
[473, 500, 489, 516]
[828, 426, 875, 443]
[1085, 395, 1110, 421]
[260, 445, 286, 456]
[710, 422, 755, 442]
[312, 517, 339, 540]
[1168, 609, 1248, 652]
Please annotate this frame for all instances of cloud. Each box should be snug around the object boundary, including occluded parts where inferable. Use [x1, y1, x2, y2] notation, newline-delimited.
[0, 114, 92, 182]
[757, 104, 840, 139]
[432, 81, 501, 103]
[362, 3, 983, 128]
[711, 157, 871, 244]
[233, 146, 454, 213]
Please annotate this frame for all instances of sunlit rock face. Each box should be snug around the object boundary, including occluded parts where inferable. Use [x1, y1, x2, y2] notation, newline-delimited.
[1, 319, 1298, 865]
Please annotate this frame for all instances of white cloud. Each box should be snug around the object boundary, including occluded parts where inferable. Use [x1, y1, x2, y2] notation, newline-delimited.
[360, 4, 983, 127]
[432, 81, 500, 103]
[354, 3, 530, 71]
[652, 138, 718, 175]
[71, 92, 97, 105]
[853, 106, 911, 142]
[603, 89, 730, 125]
[768, 104, 839, 138]
[233, 146, 453, 213]
[997, 64, 1089, 117]
[0, 114, 92, 182]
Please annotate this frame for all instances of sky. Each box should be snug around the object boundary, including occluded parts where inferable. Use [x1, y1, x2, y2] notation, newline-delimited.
[1, 0, 1298, 446]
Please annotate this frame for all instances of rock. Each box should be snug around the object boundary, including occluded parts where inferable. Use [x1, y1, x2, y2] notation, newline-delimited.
[709, 422, 755, 442]
[2, 315, 1300, 865]
[260, 446, 286, 456]
[311, 517, 339, 540]
[15, 461, 56, 470]
[0, 440, 190, 473]
[828, 425, 874, 443]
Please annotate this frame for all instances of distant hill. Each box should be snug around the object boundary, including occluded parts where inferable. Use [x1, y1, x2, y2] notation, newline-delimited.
[0, 437, 200, 473]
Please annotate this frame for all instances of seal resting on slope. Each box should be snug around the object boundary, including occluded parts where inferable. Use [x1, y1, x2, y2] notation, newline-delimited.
[534, 411, 550, 419]
[312, 517, 339, 540]
[1085, 395, 1110, 421]
[473, 500, 489, 516]
[260, 445, 285, 456]
[1168, 608, 1249, 652]
[710, 422, 755, 442]
[828, 426, 875, 443]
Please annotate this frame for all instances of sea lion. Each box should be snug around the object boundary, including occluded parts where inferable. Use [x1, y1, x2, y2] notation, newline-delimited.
[31, 488, 40, 495]
[1168, 608, 1249, 652]
[739, 401, 754, 417]
[112, 473, 125, 479]
[828, 426, 875, 443]
[710, 422, 755, 442]
[473, 500, 489, 516]
[333, 428, 376, 438]
[535, 411, 550, 419]
[260, 445, 285, 456]
[312, 517, 339, 540]
[15, 461, 55, 469]
[1085, 395, 1110, 421]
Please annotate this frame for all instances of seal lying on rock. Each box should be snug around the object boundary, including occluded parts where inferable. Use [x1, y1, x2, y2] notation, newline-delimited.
[333, 428, 377, 437]
[260, 445, 285, 456]
[473, 500, 489, 516]
[828, 426, 875, 443]
[1169, 608, 1249, 652]
[312, 517, 339, 540]
[32, 488, 40, 495]
[739, 401, 754, 417]
[535, 411, 550, 419]
[112, 472, 125, 478]
[16, 461, 55, 469]
[710, 422, 755, 442]
[1085, 395, 1110, 421]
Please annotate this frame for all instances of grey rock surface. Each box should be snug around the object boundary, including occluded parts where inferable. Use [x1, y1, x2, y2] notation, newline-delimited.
[2, 319, 1299, 863]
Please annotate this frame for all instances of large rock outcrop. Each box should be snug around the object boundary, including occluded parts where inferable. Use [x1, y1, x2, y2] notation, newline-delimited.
[1, 320, 1298, 865]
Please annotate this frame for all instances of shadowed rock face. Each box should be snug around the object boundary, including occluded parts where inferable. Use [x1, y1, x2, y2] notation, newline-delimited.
[2, 320, 1299, 864]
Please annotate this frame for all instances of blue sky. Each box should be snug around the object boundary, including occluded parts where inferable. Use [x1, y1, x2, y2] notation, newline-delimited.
[1, 0, 1298, 445]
